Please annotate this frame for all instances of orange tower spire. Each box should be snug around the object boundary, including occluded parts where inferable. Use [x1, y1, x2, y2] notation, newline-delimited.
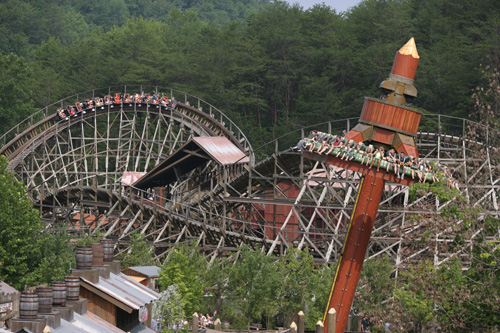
[391, 37, 420, 81]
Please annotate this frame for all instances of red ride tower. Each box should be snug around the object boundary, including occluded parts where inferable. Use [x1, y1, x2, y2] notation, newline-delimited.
[303, 38, 421, 333]
[345, 37, 421, 157]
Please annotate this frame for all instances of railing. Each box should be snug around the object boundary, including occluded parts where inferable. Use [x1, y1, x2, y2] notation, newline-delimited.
[249, 114, 500, 163]
[0, 85, 254, 164]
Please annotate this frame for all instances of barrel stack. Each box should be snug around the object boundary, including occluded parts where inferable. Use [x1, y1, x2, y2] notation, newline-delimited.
[35, 286, 52, 314]
[11, 292, 47, 333]
[11, 241, 119, 332]
[99, 238, 121, 275]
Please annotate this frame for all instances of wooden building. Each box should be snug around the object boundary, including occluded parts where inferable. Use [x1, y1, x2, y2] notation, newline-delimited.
[72, 262, 159, 332]
[121, 266, 160, 291]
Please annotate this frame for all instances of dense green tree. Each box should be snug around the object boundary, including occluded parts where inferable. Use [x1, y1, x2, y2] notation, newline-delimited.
[30, 37, 69, 106]
[0, 156, 42, 290]
[302, 262, 336, 330]
[354, 255, 394, 319]
[120, 231, 155, 269]
[276, 247, 316, 325]
[25, 227, 76, 286]
[225, 245, 280, 329]
[153, 285, 187, 332]
[0, 0, 38, 56]
[2, 0, 496, 146]
[0, 54, 37, 136]
[244, 2, 304, 126]
[159, 244, 207, 317]
[70, 0, 130, 30]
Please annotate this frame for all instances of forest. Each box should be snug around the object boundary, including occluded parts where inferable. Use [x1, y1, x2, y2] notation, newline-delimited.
[0, 0, 499, 332]
[0, 0, 499, 145]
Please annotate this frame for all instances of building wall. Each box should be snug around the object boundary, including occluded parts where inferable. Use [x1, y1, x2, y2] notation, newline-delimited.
[80, 287, 116, 326]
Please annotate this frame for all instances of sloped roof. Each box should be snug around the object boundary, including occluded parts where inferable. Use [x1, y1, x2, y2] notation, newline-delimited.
[125, 266, 161, 278]
[79, 272, 159, 313]
[192, 137, 249, 165]
[0, 281, 17, 295]
[129, 323, 155, 333]
[50, 311, 126, 333]
[133, 136, 249, 189]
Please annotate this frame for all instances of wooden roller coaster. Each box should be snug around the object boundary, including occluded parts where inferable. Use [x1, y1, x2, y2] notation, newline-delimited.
[1, 45, 499, 331]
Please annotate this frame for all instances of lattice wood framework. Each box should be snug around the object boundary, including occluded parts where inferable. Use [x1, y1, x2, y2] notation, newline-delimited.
[1, 89, 499, 271]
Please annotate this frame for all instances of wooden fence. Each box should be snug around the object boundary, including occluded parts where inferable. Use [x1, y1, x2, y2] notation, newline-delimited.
[0, 292, 20, 328]
[191, 309, 338, 333]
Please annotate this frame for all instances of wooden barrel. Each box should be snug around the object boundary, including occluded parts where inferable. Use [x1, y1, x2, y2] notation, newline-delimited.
[91, 242, 104, 266]
[76, 246, 93, 269]
[51, 281, 67, 306]
[64, 276, 80, 301]
[101, 239, 115, 262]
[36, 286, 53, 314]
[20, 292, 39, 319]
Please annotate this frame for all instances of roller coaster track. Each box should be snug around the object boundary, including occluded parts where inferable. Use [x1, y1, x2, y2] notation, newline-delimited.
[2, 88, 500, 269]
[1, 99, 251, 168]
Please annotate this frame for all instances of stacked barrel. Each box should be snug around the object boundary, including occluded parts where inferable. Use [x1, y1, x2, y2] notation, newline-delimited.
[75, 239, 115, 269]
[19, 292, 39, 320]
[24, 277, 77, 316]
[76, 246, 93, 270]
[20, 239, 115, 318]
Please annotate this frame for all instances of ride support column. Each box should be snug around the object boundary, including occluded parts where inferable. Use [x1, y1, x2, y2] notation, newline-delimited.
[323, 172, 385, 333]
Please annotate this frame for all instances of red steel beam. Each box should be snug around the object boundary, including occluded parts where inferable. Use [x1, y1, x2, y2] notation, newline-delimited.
[322, 172, 386, 333]
[313, 38, 422, 332]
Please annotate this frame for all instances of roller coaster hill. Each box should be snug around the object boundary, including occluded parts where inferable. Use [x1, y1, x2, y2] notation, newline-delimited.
[0, 40, 499, 329]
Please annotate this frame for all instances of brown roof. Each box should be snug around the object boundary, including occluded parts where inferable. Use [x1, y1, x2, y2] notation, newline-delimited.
[192, 137, 249, 165]
[133, 136, 249, 189]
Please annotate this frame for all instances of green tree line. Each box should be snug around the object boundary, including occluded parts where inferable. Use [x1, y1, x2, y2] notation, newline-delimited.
[0, 0, 499, 146]
[157, 243, 335, 331]
[0, 156, 75, 290]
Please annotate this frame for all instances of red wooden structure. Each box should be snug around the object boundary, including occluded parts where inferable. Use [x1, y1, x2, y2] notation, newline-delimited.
[318, 38, 421, 333]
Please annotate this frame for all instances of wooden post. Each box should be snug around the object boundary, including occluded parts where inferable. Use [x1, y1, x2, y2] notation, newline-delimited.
[192, 312, 199, 333]
[290, 322, 297, 333]
[298, 311, 305, 333]
[327, 308, 336, 333]
[214, 318, 221, 331]
[316, 321, 324, 333]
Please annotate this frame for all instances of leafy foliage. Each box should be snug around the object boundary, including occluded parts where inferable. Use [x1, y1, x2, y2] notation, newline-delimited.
[25, 227, 76, 286]
[0, 54, 37, 136]
[225, 245, 280, 328]
[120, 231, 155, 269]
[0, 156, 42, 290]
[153, 285, 187, 332]
[159, 244, 207, 317]
[0, 0, 498, 147]
[276, 247, 316, 324]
